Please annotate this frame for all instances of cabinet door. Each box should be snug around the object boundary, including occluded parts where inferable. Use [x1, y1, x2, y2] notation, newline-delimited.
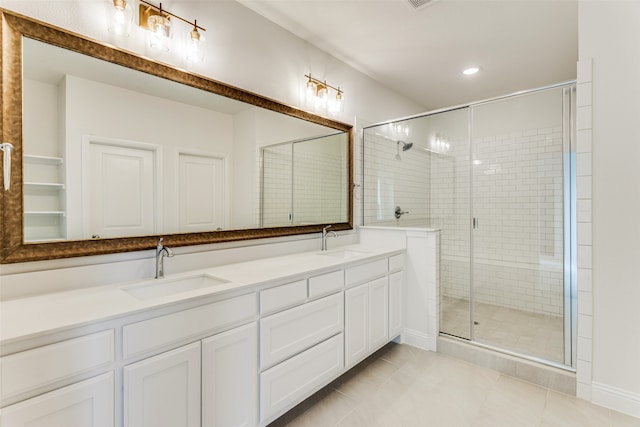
[124, 342, 201, 427]
[388, 271, 403, 339]
[202, 323, 258, 427]
[0, 372, 114, 427]
[369, 277, 389, 352]
[344, 282, 369, 369]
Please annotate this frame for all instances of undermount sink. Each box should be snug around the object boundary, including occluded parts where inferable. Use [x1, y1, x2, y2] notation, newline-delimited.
[121, 274, 230, 300]
[320, 249, 370, 259]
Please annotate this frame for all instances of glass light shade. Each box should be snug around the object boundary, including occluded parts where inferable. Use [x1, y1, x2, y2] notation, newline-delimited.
[316, 84, 328, 100]
[107, 0, 133, 37]
[148, 14, 172, 51]
[329, 91, 344, 114]
[186, 29, 205, 63]
[314, 83, 328, 110]
[305, 79, 316, 103]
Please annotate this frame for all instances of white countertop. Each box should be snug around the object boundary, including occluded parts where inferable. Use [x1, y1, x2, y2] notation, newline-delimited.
[0, 244, 404, 346]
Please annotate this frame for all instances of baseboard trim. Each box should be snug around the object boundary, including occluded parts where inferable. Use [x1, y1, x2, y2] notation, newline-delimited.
[401, 329, 436, 351]
[592, 381, 640, 418]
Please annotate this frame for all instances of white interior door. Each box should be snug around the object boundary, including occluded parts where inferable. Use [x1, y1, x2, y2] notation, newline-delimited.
[85, 141, 156, 238]
[178, 153, 225, 232]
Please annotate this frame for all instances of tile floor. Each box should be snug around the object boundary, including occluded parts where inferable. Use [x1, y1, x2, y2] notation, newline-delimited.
[440, 296, 564, 363]
[268, 343, 640, 427]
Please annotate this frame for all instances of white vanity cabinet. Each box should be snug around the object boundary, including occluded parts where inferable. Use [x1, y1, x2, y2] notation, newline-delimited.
[388, 254, 405, 340]
[0, 329, 115, 427]
[1, 247, 406, 427]
[344, 281, 369, 368]
[123, 322, 259, 427]
[388, 271, 404, 339]
[369, 276, 390, 352]
[124, 342, 202, 427]
[0, 372, 114, 427]
[344, 254, 405, 369]
[344, 277, 388, 369]
[202, 322, 258, 427]
[258, 273, 345, 425]
[122, 294, 259, 427]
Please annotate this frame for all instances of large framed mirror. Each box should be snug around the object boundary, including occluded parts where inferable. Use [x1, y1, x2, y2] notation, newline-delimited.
[0, 10, 353, 263]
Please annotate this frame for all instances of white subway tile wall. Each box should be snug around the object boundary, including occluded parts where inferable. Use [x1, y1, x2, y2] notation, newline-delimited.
[261, 136, 348, 228]
[575, 59, 593, 401]
[468, 127, 565, 316]
[363, 115, 565, 319]
[261, 144, 293, 227]
[292, 149, 347, 225]
[362, 132, 431, 227]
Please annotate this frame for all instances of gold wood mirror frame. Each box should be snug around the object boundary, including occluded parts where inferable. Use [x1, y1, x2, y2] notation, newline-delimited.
[0, 9, 353, 263]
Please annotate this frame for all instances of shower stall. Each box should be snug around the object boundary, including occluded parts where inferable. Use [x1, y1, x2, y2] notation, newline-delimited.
[362, 83, 576, 368]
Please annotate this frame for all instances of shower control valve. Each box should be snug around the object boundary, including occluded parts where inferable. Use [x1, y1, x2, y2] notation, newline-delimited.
[395, 206, 409, 219]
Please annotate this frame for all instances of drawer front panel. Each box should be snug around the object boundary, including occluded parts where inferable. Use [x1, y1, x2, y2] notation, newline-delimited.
[260, 334, 344, 424]
[345, 259, 387, 286]
[260, 293, 343, 370]
[308, 270, 344, 299]
[0, 372, 114, 426]
[0, 330, 114, 402]
[123, 293, 256, 359]
[260, 280, 307, 315]
[388, 253, 405, 272]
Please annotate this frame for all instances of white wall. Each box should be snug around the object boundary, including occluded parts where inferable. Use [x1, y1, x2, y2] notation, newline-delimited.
[578, 0, 640, 417]
[0, 0, 424, 126]
[0, 1, 423, 290]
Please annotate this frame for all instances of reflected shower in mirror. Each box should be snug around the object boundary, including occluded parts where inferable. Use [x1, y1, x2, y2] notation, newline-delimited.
[261, 133, 348, 227]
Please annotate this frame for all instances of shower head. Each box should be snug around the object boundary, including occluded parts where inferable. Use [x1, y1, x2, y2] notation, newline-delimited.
[398, 140, 413, 151]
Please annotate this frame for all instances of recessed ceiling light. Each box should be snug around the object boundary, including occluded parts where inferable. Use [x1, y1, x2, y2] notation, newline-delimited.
[463, 66, 480, 75]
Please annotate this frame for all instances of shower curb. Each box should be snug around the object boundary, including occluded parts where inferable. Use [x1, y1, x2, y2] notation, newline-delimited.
[437, 335, 576, 395]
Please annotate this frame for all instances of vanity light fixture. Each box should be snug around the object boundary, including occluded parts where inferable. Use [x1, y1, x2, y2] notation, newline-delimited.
[107, 0, 133, 37]
[138, 0, 206, 57]
[304, 74, 344, 114]
[185, 20, 205, 63]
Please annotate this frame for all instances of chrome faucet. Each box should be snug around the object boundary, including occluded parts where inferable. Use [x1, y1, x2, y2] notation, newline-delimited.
[155, 238, 174, 279]
[321, 225, 337, 251]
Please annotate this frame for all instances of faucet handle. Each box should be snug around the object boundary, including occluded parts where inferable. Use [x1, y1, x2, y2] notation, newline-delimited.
[323, 225, 332, 232]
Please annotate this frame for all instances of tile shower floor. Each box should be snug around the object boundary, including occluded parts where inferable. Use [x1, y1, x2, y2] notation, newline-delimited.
[268, 343, 640, 427]
[440, 296, 564, 363]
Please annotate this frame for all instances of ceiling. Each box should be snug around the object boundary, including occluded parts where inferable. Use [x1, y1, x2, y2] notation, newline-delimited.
[237, 0, 578, 111]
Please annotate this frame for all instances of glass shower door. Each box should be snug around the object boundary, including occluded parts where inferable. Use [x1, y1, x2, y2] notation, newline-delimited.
[426, 108, 472, 340]
[470, 87, 568, 364]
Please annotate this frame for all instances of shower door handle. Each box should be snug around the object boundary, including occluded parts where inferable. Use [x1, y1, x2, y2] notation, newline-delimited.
[472, 217, 479, 229]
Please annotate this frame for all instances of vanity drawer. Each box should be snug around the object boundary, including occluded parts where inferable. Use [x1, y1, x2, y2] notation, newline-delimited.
[388, 253, 405, 272]
[308, 270, 344, 299]
[260, 280, 307, 315]
[123, 293, 257, 359]
[260, 293, 343, 370]
[260, 333, 343, 424]
[345, 258, 387, 286]
[0, 330, 114, 402]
